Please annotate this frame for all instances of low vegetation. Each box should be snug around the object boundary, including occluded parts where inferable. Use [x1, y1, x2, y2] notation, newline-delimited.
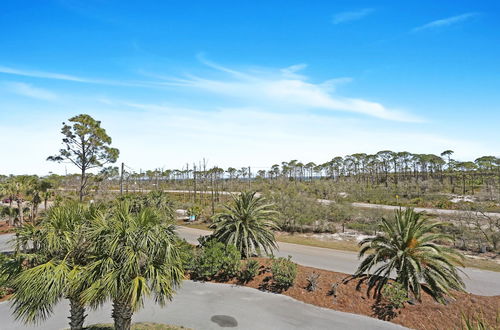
[270, 256, 298, 291]
[190, 240, 241, 281]
[238, 259, 260, 283]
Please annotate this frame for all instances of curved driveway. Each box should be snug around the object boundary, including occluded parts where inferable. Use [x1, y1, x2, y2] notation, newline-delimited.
[0, 280, 404, 330]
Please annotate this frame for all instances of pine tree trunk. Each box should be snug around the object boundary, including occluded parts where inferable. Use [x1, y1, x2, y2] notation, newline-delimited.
[68, 297, 86, 330]
[112, 300, 133, 330]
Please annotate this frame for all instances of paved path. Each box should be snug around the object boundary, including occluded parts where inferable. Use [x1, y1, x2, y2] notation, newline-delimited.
[177, 227, 500, 296]
[0, 233, 13, 252]
[0, 280, 404, 330]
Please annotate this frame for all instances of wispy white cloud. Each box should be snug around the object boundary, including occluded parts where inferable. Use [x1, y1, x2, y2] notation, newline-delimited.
[332, 8, 374, 24]
[412, 13, 479, 32]
[0, 96, 491, 175]
[0, 65, 89, 82]
[2, 81, 59, 100]
[154, 59, 421, 122]
[0, 65, 163, 88]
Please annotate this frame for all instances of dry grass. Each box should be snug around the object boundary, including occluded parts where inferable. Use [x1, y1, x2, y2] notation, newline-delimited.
[275, 233, 360, 252]
[462, 257, 500, 272]
[176, 221, 211, 231]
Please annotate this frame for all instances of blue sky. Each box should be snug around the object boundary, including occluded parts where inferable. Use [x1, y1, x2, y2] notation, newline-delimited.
[0, 0, 499, 175]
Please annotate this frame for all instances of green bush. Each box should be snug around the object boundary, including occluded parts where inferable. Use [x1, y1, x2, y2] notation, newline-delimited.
[0, 286, 8, 298]
[191, 240, 241, 281]
[270, 256, 297, 291]
[176, 239, 196, 272]
[239, 259, 260, 283]
[382, 282, 407, 309]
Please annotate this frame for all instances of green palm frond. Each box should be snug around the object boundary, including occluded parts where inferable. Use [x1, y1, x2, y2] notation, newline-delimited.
[82, 201, 184, 314]
[354, 208, 465, 303]
[9, 201, 94, 327]
[211, 192, 280, 258]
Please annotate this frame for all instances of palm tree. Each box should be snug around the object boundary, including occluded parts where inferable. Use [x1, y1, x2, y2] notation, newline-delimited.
[8, 202, 94, 329]
[354, 208, 465, 303]
[1, 180, 19, 225]
[81, 203, 184, 330]
[210, 192, 279, 258]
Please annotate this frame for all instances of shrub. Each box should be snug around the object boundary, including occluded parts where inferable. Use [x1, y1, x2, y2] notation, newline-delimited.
[306, 272, 320, 292]
[239, 259, 260, 283]
[270, 256, 297, 291]
[191, 240, 241, 281]
[0, 286, 8, 298]
[176, 239, 196, 272]
[329, 282, 339, 298]
[187, 205, 202, 220]
[382, 282, 407, 309]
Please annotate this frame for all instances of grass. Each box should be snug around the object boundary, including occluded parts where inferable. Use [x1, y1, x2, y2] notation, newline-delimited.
[462, 257, 500, 273]
[275, 234, 360, 252]
[84, 323, 190, 330]
[176, 220, 211, 231]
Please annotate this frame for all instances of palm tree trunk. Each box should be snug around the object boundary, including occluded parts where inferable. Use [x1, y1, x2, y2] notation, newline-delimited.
[68, 297, 86, 330]
[17, 200, 23, 225]
[112, 300, 133, 330]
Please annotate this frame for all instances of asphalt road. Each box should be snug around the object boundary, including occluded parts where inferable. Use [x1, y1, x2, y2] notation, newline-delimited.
[177, 227, 500, 296]
[0, 280, 404, 330]
[2, 226, 499, 296]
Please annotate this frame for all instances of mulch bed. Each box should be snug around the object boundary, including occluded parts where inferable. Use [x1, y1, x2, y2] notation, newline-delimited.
[0, 222, 15, 235]
[196, 258, 500, 330]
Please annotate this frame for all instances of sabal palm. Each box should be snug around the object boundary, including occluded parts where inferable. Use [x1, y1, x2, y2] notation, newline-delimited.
[8, 202, 94, 329]
[211, 192, 279, 258]
[354, 208, 465, 303]
[81, 202, 184, 330]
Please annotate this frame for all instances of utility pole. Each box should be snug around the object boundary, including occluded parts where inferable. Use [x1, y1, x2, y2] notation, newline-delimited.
[193, 164, 197, 203]
[248, 166, 251, 190]
[211, 170, 215, 215]
[119, 162, 124, 195]
[186, 163, 190, 203]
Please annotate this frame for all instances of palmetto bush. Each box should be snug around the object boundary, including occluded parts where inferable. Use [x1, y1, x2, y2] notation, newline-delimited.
[81, 202, 184, 330]
[354, 208, 465, 303]
[238, 259, 260, 283]
[211, 191, 279, 258]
